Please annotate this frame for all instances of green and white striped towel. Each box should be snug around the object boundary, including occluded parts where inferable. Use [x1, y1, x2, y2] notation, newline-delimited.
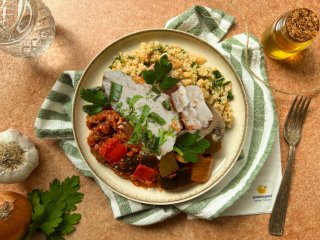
[34, 5, 278, 226]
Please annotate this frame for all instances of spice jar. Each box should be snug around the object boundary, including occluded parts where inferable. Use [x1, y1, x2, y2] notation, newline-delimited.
[261, 8, 319, 60]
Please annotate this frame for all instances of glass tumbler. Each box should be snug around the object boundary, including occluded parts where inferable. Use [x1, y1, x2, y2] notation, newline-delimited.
[0, 0, 55, 57]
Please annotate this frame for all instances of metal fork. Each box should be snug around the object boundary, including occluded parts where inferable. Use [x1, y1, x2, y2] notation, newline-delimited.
[269, 96, 311, 236]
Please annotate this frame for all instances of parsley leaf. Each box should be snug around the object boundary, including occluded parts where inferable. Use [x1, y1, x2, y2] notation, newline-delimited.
[173, 132, 211, 163]
[80, 87, 106, 106]
[159, 76, 179, 91]
[142, 70, 157, 84]
[80, 87, 109, 115]
[26, 176, 84, 240]
[82, 105, 104, 115]
[142, 55, 179, 91]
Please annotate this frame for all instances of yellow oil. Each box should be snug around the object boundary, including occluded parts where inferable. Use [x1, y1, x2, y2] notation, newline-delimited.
[261, 17, 313, 60]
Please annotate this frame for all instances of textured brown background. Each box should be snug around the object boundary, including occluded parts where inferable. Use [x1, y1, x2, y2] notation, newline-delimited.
[1, 0, 320, 239]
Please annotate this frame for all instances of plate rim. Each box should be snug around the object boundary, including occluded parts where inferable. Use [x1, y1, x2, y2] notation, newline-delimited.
[72, 28, 249, 205]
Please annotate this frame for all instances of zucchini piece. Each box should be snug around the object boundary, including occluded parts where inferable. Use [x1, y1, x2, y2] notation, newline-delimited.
[159, 152, 179, 177]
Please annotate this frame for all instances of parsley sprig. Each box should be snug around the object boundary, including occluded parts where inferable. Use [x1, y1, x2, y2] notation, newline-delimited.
[80, 82, 123, 115]
[142, 55, 179, 91]
[173, 132, 210, 163]
[80, 87, 108, 115]
[26, 176, 84, 240]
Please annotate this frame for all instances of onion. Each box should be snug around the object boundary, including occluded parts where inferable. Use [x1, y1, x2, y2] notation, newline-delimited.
[0, 191, 32, 240]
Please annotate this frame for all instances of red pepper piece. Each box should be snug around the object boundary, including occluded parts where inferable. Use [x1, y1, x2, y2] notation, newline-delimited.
[98, 138, 127, 164]
[132, 164, 159, 187]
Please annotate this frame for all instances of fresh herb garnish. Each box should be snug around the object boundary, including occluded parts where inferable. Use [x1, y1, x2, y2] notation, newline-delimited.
[212, 70, 227, 88]
[162, 99, 171, 111]
[151, 85, 161, 94]
[80, 87, 109, 115]
[141, 129, 161, 155]
[139, 105, 151, 122]
[227, 91, 234, 100]
[148, 112, 166, 126]
[142, 55, 179, 91]
[109, 55, 122, 68]
[80, 82, 123, 115]
[212, 70, 223, 79]
[191, 61, 198, 68]
[110, 82, 123, 102]
[26, 176, 84, 240]
[143, 61, 150, 67]
[127, 95, 144, 108]
[173, 132, 210, 163]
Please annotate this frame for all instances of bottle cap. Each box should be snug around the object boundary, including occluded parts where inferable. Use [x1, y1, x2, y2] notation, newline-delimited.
[285, 8, 319, 42]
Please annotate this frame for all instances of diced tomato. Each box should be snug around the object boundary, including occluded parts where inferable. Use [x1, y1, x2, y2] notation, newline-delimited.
[132, 164, 159, 187]
[98, 138, 127, 164]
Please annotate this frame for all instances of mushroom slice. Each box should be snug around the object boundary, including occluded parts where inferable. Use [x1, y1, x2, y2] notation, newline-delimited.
[199, 104, 225, 142]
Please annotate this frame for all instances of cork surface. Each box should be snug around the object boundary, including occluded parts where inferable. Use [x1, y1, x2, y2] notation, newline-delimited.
[1, 0, 320, 239]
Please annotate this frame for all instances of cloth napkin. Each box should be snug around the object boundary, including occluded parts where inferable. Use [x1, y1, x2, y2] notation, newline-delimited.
[34, 5, 281, 226]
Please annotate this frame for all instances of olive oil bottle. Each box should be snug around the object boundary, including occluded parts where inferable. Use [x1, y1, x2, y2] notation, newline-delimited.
[261, 8, 319, 60]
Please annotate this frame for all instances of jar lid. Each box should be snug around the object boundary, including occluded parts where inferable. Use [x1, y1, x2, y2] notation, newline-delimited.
[285, 8, 319, 42]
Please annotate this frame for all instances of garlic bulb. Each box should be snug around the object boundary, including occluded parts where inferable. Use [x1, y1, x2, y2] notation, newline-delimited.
[0, 129, 39, 183]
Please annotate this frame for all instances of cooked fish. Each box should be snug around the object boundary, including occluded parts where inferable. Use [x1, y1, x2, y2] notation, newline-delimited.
[170, 84, 189, 113]
[171, 84, 213, 131]
[102, 70, 182, 156]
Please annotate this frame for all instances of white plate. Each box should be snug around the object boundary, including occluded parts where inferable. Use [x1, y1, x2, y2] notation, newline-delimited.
[72, 29, 248, 205]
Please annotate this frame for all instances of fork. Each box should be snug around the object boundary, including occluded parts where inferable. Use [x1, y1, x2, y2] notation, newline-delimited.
[269, 96, 311, 236]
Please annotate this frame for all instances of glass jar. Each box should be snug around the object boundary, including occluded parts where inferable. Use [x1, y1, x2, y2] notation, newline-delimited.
[0, 0, 55, 58]
[261, 8, 319, 60]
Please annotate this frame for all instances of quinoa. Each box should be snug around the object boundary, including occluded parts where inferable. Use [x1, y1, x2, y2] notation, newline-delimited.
[109, 41, 233, 128]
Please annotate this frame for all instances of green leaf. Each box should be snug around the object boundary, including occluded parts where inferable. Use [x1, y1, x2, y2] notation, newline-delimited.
[80, 87, 109, 115]
[162, 100, 171, 111]
[143, 55, 178, 92]
[227, 91, 234, 100]
[175, 132, 200, 147]
[190, 139, 211, 153]
[57, 213, 81, 235]
[160, 54, 170, 66]
[139, 105, 151, 122]
[142, 70, 157, 84]
[82, 105, 104, 116]
[127, 95, 144, 108]
[212, 70, 223, 79]
[148, 112, 166, 126]
[151, 85, 161, 94]
[26, 176, 83, 240]
[173, 132, 211, 163]
[159, 76, 179, 91]
[154, 57, 172, 79]
[182, 151, 198, 163]
[80, 87, 107, 106]
[110, 82, 123, 102]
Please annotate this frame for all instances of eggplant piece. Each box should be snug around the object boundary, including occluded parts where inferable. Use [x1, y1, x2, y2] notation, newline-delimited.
[139, 153, 159, 169]
[159, 166, 192, 190]
[159, 152, 179, 177]
[116, 155, 140, 175]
